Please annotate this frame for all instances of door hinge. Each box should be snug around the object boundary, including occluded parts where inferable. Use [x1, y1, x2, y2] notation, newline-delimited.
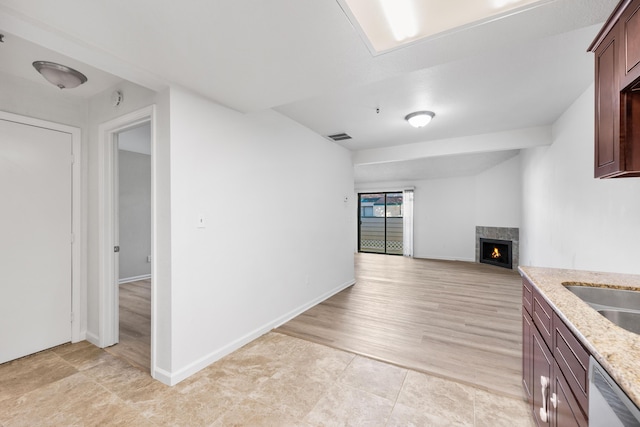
[71, 154, 75, 164]
[70, 312, 74, 322]
[71, 233, 75, 244]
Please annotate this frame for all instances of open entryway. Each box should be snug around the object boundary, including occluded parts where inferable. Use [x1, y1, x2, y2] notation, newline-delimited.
[0, 113, 81, 364]
[97, 106, 156, 375]
[358, 192, 404, 255]
[103, 123, 152, 370]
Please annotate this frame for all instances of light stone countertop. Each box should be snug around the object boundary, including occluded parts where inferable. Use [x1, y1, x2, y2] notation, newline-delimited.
[518, 266, 640, 408]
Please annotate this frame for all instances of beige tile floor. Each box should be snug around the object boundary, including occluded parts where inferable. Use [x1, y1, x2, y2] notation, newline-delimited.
[0, 332, 534, 426]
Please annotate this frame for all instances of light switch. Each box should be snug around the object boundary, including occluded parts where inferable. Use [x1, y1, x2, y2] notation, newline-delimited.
[197, 213, 206, 228]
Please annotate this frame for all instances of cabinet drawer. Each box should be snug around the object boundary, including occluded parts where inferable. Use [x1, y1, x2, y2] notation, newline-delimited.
[523, 278, 533, 315]
[533, 287, 553, 350]
[554, 312, 589, 413]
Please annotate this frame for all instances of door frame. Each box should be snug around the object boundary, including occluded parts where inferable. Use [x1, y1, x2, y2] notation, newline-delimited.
[0, 110, 83, 343]
[97, 106, 156, 372]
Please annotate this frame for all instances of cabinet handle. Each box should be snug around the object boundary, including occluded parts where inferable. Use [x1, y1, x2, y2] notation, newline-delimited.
[539, 376, 550, 422]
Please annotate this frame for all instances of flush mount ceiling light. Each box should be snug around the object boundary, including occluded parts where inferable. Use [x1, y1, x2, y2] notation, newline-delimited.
[405, 111, 435, 128]
[32, 61, 88, 89]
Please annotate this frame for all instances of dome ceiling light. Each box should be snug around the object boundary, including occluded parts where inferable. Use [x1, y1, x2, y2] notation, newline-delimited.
[32, 61, 88, 89]
[405, 111, 435, 128]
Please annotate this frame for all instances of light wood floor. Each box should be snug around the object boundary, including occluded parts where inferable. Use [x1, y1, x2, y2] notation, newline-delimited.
[103, 257, 524, 399]
[277, 253, 524, 399]
[104, 279, 151, 371]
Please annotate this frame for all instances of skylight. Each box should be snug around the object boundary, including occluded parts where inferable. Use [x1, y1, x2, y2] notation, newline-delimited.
[337, 0, 551, 55]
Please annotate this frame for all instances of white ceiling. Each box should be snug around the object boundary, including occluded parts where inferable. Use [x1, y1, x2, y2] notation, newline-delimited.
[0, 0, 618, 181]
[277, 24, 600, 152]
[0, 32, 121, 98]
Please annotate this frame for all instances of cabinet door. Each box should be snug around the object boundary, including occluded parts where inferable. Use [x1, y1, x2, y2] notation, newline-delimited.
[620, 0, 640, 89]
[552, 362, 588, 427]
[532, 328, 553, 427]
[594, 26, 622, 178]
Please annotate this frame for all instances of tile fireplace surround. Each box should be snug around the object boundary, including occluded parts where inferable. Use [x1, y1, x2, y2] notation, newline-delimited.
[475, 226, 519, 269]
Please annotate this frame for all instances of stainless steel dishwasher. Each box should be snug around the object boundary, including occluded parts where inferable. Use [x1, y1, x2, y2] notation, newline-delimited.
[590, 356, 640, 426]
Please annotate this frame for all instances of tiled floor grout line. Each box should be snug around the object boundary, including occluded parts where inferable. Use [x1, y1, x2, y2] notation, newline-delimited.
[384, 369, 410, 427]
[472, 386, 478, 427]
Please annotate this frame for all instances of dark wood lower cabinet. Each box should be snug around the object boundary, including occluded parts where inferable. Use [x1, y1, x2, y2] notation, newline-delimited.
[553, 361, 589, 427]
[532, 327, 553, 426]
[522, 278, 589, 427]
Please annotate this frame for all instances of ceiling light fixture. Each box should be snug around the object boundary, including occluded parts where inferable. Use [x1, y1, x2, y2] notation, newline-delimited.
[32, 61, 88, 89]
[405, 111, 435, 128]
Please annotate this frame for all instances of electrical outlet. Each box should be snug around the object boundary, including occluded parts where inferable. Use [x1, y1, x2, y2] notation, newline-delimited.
[147, 255, 152, 263]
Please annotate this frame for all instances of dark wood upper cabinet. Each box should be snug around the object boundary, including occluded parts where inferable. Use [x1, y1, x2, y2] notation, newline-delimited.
[590, 0, 640, 178]
[594, 30, 620, 176]
[621, 1, 640, 88]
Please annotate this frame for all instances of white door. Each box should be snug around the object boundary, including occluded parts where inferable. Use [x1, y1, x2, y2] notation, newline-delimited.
[0, 119, 72, 364]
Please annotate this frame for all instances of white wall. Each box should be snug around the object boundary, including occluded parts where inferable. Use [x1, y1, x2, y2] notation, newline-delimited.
[355, 154, 522, 262]
[167, 87, 355, 382]
[475, 154, 522, 227]
[521, 84, 640, 274]
[0, 72, 88, 127]
[413, 176, 477, 261]
[118, 149, 152, 280]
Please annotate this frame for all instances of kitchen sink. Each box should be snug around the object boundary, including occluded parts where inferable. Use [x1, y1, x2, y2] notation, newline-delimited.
[564, 285, 640, 311]
[563, 284, 640, 334]
[597, 310, 640, 335]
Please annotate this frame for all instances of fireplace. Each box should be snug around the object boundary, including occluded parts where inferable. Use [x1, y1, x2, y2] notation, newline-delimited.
[479, 238, 513, 269]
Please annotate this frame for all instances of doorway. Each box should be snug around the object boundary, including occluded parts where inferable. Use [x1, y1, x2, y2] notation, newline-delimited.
[98, 106, 156, 374]
[105, 123, 152, 370]
[358, 192, 404, 255]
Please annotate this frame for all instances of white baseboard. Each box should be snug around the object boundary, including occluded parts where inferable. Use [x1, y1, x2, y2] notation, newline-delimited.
[413, 255, 475, 263]
[152, 367, 173, 385]
[157, 277, 356, 387]
[119, 274, 151, 285]
[85, 331, 100, 347]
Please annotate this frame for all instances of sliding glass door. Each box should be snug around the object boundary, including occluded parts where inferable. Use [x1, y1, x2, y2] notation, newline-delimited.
[358, 192, 403, 255]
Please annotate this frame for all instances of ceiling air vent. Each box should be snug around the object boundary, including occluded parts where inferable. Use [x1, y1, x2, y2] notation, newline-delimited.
[326, 132, 352, 142]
